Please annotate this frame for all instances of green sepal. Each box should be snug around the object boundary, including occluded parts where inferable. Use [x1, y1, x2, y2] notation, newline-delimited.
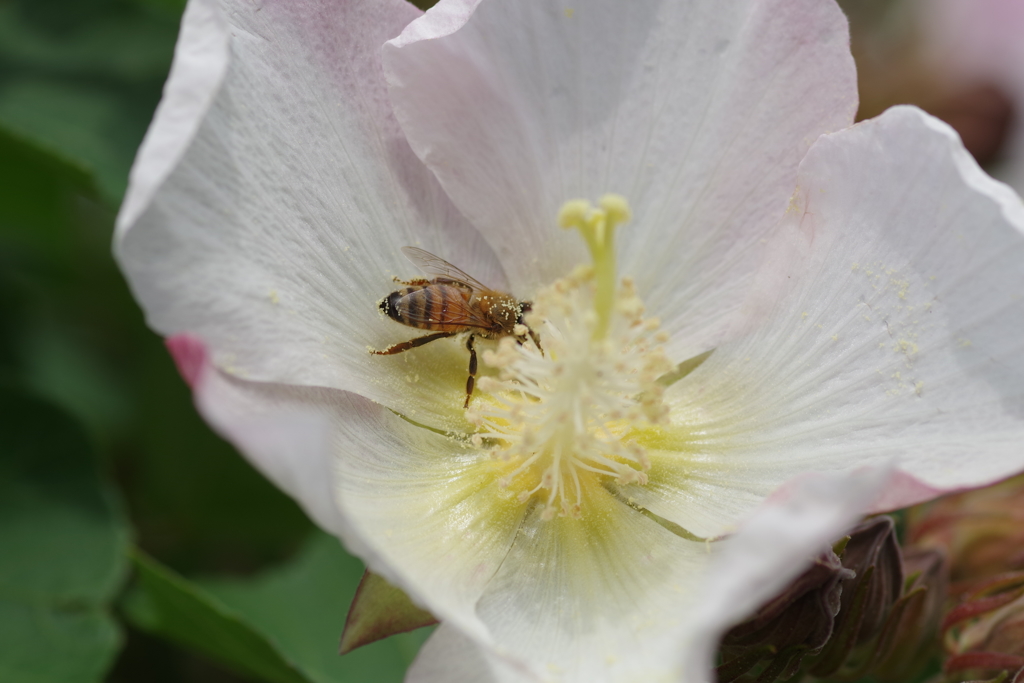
[339, 572, 437, 655]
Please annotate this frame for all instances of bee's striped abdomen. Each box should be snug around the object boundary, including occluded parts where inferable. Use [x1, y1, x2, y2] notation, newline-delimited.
[381, 284, 470, 333]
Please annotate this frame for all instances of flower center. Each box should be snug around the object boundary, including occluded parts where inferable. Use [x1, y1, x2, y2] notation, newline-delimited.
[468, 196, 673, 520]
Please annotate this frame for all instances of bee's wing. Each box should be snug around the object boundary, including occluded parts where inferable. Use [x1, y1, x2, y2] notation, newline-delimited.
[401, 246, 491, 291]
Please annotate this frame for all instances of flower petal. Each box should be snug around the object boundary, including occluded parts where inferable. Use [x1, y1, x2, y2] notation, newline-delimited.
[187, 327, 903, 682]
[629, 106, 1024, 538]
[408, 625, 538, 683]
[329, 401, 718, 681]
[331, 401, 531, 643]
[473, 490, 713, 682]
[383, 0, 857, 360]
[175, 332, 524, 641]
[116, 0, 505, 429]
[408, 468, 892, 683]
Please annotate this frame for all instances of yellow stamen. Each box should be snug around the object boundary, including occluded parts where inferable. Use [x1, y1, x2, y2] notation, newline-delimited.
[472, 196, 671, 519]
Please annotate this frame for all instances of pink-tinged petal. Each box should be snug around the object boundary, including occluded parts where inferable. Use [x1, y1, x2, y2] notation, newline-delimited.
[407, 625, 538, 683]
[166, 333, 208, 389]
[116, 0, 505, 430]
[629, 106, 1024, 538]
[865, 469, 945, 512]
[384, 0, 857, 361]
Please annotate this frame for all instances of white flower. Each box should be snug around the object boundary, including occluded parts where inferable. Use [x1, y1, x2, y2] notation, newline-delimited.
[115, 0, 1024, 680]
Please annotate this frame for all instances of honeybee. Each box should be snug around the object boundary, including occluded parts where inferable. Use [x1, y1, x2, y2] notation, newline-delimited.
[373, 246, 536, 408]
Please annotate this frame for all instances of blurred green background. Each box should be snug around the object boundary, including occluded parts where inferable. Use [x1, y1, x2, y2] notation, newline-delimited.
[0, 0, 1015, 681]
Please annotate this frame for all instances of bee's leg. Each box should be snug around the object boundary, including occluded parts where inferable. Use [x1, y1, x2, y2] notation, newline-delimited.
[528, 328, 544, 356]
[464, 334, 477, 409]
[371, 331, 454, 355]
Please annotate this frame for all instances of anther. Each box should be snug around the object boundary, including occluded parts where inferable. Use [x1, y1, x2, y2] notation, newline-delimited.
[558, 200, 592, 229]
[599, 194, 631, 225]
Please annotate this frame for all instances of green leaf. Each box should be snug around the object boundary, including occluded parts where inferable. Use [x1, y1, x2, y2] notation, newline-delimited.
[0, 0, 182, 205]
[0, 78, 148, 204]
[0, 2, 179, 83]
[125, 532, 431, 683]
[127, 340, 316, 567]
[200, 532, 431, 683]
[0, 388, 131, 683]
[125, 551, 314, 683]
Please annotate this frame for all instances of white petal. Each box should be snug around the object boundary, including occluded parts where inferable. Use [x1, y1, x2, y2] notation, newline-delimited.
[331, 400, 532, 644]
[116, 0, 505, 430]
[184, 337, 900, 683]
[327, 393, 718, 681]
[384, 0, 857, 360]
[408, 625, 539, 683]
[633, 106, 1024, 538]
[474, 489, 713, 682]
[408, 469, 891, 683]
[116, 0, 228, 234]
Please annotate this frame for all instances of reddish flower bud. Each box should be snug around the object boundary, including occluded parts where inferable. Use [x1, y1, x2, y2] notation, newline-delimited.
[908, 474, 1024, 583]
[870, 547, 948, 682]
[717, 548, 852, 683]
[944, 572, 1024, 682]
[808, 516, 903, 678]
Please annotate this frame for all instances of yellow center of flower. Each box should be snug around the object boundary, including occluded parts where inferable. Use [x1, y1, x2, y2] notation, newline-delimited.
[468, 196, 673, 520]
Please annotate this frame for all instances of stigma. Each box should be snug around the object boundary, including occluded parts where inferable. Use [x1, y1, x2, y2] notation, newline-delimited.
[468, 196, 673, 520]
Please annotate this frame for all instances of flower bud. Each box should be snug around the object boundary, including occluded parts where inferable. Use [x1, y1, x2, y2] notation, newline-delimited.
[869, 547, 948, 682]
[717, 547, 853, 683]
[908, 474, 1024, 582]
[808, 516, 903, 678]
[943, 572, 1024, 681]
